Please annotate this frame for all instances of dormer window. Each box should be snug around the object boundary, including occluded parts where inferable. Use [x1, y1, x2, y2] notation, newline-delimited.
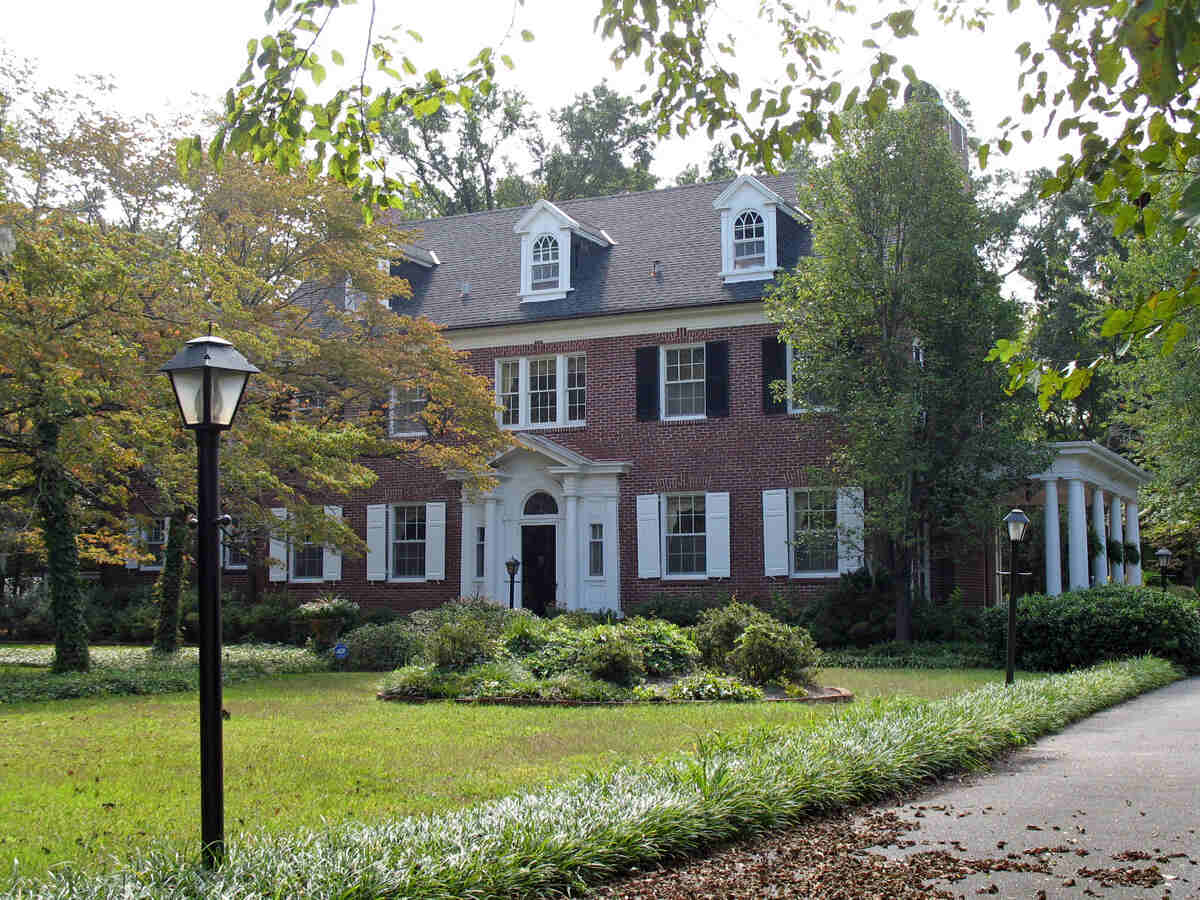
[713, 175, 811, 285]
[733, 211, 766, 269]
[515, 199, 615, 301]
[531, 235, 560, 291]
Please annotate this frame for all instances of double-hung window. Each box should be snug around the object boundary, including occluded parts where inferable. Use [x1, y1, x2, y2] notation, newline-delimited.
[292, 536, 324, 580]
[390, 386, 428, 436]
[792, 489, 838, 574]
[530, 234, 560, 291]
[662, 345, 706, 419]
[665, 494, 707, 575]
[588, 523, 604, 577]
[733, 210, 766, 269]
[636, 491, 731, 580]
[222, 517, 249, 570]
[145, 519, 167, 569]
[785, 344, 832, 414]
[761, 487, 864, 578]
[495, 354, 586, 429]
[391, 504, 426, 578]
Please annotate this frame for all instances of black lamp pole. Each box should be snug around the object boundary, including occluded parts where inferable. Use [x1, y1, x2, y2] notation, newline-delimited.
[161, 336, 257, 869]
[195, 426, 223, 868]
[1156, 547, 1172, 596]
[1003, 508, 1030, 687]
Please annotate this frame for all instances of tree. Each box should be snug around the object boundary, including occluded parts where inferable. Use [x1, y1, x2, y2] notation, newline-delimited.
[767, 102, 1047, 640]
[530, 82, 658, 201]
[206, 0, 1199, 401]
[675, 144, 738, 186]
[379, 77, 536, 217]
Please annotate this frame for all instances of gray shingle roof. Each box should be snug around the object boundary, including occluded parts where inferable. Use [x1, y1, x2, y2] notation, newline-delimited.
[385, 174, 806, 331]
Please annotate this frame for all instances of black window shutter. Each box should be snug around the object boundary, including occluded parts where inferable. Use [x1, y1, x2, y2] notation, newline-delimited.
[762, 336, 787, 414]
[705, 340, 730, 418]
[635, 346, 659, 421]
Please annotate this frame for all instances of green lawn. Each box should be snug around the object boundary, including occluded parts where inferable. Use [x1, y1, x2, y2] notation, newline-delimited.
[0, 667, 1006, 879]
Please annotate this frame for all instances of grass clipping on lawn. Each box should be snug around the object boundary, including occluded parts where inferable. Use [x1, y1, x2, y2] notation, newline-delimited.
[8, 656, 1179, 899]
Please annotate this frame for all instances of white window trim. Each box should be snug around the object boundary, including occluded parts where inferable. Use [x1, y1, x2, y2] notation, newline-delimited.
[388, 502, 428, 583]
[270, 507, 342, 584]
[786, 343, 833, 414]
[519, 227, 572, 301]
[719, 205, 779, 283]
[789, 488, 840, 579]
[661, 493, 708, 580]
[530, 233, 561, 292]
[660, 343, 707, 422]
[494, 353, 586, 430]
[221, 518, 248, 571]
[388, 386, 428, 438]
[732, 209, 767, 270]
[139, 518, 168, 572]
[290, 539, 325, 582]
[585, 521, 605, 581]
[762, 488, 863, 579]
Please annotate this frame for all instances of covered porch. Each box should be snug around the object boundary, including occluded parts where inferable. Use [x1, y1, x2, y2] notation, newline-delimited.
[1026, 441, 1152, 595]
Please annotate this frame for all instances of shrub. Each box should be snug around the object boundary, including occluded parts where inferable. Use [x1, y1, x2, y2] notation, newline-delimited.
[619, 617, 700, 676]
[788, 568, 896, 648]
[337, 622, 424, 671]
[577, 632, 645, 686]
[427, 620, 493, 670]
[537, 671, 632, 702]
[692, 599, 774, 668]
[544, 609, 619, 627]
[625, 592, 725, 626]
[726, 620, 821, 685]
[634, 671, 764, 702]
[910, 587, 984, 643]
[407, 598, 515, 641]
[981, 584, 1200, 672]
[377, 664, 460, 700]
[499, 613, 556, 657]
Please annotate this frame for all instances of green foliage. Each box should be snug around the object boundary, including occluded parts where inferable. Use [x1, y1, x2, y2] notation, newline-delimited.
[726, 621, 821, 686]
[0, 644, 329, 704]
[635, 671, 765, 702]
[613, 618, 699, 677]
[576, 632, 645, 686]
[152, 510, 187, 654]
[427, 620, 493, 671]
[377, 664, 456, 700]
[407, 598, 517, 642]
[625, 591, 725, 626]
[692, 600, 774, 668]
[294, 594, 361, 622]
[1123, 543, 1141, 567]
[498, 612, 556, 657]
[377, 662, 633, 703]
[792, 569, 896, 648]
[981, 585, 1200, 673]
[336, 623, 423, 672]
[823, 641, 992, 669]
[1105, 537, 1125, 563]
[17, 657, 1178, 896]
[910, 588, 984, 643]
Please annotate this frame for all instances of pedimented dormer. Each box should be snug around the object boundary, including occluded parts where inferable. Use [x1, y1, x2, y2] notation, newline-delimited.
[514, 199, 615, 302]
[713, 175, 811, 284]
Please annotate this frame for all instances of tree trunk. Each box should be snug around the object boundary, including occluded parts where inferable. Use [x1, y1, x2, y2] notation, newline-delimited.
[34, 420, 90, 672]
[153, 507, 188, 654]
[890, 537, 913, 643]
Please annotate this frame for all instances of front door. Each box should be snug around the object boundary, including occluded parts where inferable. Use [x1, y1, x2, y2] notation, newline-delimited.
[521, 524, 556, 616]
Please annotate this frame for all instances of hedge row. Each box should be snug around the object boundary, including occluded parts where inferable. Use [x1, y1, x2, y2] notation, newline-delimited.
[7, 655, 1179, 898]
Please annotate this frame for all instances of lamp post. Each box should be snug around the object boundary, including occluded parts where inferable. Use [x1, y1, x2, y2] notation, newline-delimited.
[1002, 508, 1030, 686]
[1155, 547, 1172, 595]
[160, 336, 258, 868]
[505, 556, 520, 610]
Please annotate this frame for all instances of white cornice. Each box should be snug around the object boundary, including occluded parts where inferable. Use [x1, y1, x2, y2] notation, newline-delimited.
[445, 301, 771, 350]
[712, 174, 811, 223]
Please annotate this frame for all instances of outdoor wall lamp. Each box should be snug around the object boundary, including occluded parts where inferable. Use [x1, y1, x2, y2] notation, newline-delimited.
[505, 556, 521, 610]
[160, 335, 258, 869]
[1002, 508, 1030, 686]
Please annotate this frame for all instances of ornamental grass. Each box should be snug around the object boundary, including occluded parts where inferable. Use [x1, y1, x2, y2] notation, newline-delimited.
[4, 655, 1178, 899]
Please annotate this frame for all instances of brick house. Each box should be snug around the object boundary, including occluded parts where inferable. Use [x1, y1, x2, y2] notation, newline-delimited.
[124, 174, 868, 617]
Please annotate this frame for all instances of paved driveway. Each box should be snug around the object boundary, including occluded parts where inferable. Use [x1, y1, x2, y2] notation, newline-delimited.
[872, 677, 1200, 898]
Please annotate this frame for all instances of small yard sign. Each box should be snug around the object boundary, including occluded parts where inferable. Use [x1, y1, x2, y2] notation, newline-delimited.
[333, 643, 349, 661]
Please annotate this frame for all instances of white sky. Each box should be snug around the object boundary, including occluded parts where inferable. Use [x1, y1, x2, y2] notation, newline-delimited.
[3, 0, 1074, 185]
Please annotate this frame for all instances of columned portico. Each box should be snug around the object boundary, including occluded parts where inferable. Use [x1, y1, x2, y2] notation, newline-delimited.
[1030, 442, 1151, 596]
[1092, 488, 1108, 585]
[456, 434, 630, 613]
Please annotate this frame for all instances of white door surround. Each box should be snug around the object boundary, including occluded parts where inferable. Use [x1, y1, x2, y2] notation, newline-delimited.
[454, 434, 630, 613]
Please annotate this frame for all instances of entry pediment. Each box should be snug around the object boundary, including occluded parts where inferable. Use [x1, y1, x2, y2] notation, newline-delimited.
[490, 433, 631, 477]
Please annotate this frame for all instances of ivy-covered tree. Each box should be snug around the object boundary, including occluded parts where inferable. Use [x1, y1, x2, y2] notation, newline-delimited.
[767, 102, 1047, 640]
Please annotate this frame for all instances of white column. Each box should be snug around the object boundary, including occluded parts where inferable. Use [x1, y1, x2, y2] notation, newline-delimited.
[1067, 478, 1089, 590]
[563, 476, 580, 611]
[1043, 478, 1062, 596]
[1126, 499, 1142, 586]
[1091, 487, 1108, 585]
[459, 494, 474, 597]
[1110, 496, 1125, 584]
[485, 497, 500, 605]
